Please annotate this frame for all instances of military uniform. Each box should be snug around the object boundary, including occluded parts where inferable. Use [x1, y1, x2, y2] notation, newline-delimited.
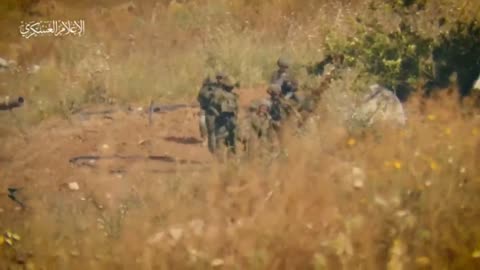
[208, 77, 239, 158]
[267, 85, 295, 122]
[269, 57, 300, 102]
[251, 101, 277, 154]
[197, 73, 225, 153]
[266, 84, 305, 145]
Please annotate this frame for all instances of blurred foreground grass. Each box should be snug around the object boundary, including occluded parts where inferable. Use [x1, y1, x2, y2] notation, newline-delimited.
[0, 0, 480, 269]
[0, 91, 479, 269]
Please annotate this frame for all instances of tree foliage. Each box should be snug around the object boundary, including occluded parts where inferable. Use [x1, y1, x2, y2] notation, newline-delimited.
[324, 0, 480, 100]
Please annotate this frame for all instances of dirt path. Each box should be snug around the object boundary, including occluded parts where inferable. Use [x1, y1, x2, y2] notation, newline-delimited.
[0, 88, 265, 202]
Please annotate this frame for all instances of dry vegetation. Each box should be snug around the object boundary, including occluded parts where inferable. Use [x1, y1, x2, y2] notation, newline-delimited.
[1, 0, 480, 269]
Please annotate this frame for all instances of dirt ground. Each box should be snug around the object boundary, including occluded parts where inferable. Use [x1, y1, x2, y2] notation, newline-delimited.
[0, 87, 264, 212]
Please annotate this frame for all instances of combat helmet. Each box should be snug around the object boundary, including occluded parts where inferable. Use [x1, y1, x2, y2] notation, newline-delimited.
[220, 76, 236, 90]
[215, 71, 226, 80]
[277, 57, 290, 68]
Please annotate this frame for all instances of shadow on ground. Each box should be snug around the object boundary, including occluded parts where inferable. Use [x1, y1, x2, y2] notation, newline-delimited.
[163, 136, 203, 145]
[69, 154, 204, 167]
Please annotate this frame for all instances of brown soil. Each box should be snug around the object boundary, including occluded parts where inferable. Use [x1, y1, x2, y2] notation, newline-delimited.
[0, 87, 266, 211]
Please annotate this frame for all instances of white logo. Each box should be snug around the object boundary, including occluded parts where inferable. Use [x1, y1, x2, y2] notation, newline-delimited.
[19, 20, 85, 39]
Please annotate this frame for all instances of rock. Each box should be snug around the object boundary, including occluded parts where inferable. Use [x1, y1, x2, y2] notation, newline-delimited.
[168, 227, 183, 242]
[211, 258, 225, 267]
[351, 84, 406, 129]
[0, 57, 8, 69]
[351, 166, 366, 189]
[353, 179, 364, 189]
[68, 182, 80, 191]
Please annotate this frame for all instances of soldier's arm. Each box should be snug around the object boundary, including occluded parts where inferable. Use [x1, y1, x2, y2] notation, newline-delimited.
[207, 105, 220, 116]
[234, 94, 240, 115]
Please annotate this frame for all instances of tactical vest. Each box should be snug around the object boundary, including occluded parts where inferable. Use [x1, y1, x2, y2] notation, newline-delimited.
[212, 90, 238, 115]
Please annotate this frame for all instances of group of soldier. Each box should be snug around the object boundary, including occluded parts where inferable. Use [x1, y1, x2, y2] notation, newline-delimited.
[197, 56, 302, 159]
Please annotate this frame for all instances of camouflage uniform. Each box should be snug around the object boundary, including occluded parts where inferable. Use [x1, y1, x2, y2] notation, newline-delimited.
[197, 72, 225, 153]
[247, 100, 277, 156]
[209, 76, 239, 157]
[269, 57, 300, 103]
[267, 84, 302, 144]
[268, 85, 293, 122]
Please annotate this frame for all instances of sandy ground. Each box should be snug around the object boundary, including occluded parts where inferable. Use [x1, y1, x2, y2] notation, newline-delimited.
[0, 88, 265, 212]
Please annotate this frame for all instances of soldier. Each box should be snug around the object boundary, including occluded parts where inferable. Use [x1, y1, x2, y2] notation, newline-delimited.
[267, 84, 304, 144]
[268, 85, 293, 122]
[209, 76, 239, 159]
[270, 56, 300, 102]
[197, 71, 226, 153]
[246, 99, 277, 157]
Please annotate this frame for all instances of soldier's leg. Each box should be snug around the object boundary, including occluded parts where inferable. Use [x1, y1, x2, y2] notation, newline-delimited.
[215, 130, 228, 161]
[205, 115, 217, 154]
[226, 118, 237, 155]
[199, 110, 207, 140]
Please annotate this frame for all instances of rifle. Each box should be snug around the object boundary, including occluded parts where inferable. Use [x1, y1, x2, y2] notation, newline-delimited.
[0, 97, 24, 111]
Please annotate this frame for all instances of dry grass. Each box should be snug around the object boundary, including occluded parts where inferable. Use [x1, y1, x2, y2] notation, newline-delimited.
[0, 90, 479, 269]
[0, 0, 480, 269]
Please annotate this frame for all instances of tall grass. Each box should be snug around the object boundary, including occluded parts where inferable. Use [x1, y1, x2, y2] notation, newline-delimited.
[1, 0, 475, 127]
[0, 1, 480, 268]
[1, 90, 479, 269]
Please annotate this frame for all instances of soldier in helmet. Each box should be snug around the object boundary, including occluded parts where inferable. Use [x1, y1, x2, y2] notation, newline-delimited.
[270, 56, 300, 102]
[197, 71, 226, 153]
[247, 99, 276, 156]
[208, 76, 239, 158]
[267, 84, 303, 144]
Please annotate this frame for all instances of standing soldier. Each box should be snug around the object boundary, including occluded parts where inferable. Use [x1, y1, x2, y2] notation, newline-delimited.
[267, 84, 302, 144]
[197, 71, 226, 153]
[270, 56, 300, 102]
[267, 84, 288, 129]
[209, 76, 239, 159]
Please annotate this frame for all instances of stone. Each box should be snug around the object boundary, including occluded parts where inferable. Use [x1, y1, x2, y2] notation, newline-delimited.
[211, 258, 225, 267]
[68, 182, 80, 191]
[168, 227, 183, 242]
[351, 166, 366, 189]
[0, 57, 8, 69]
[351, 84, 406, 128]
[353, 179, 364, 189]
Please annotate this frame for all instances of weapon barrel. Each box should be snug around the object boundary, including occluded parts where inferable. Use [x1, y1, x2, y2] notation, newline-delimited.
[0, 97, 24, 111]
